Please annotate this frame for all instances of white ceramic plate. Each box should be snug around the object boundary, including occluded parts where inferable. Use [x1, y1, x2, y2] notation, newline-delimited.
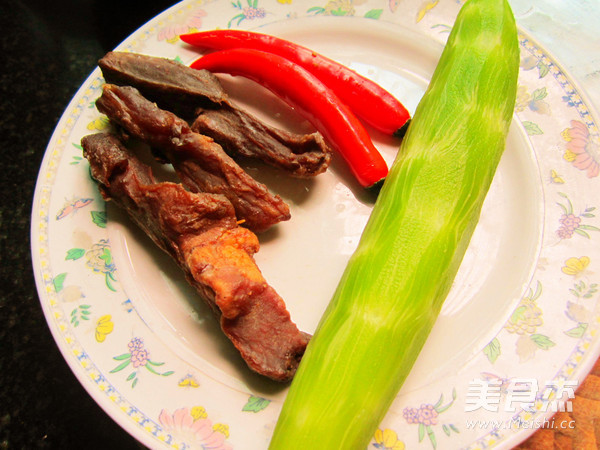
[31, 0, 600, 448]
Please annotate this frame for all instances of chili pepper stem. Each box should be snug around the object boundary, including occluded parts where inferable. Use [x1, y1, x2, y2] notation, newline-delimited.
[393, 119, 411, 138]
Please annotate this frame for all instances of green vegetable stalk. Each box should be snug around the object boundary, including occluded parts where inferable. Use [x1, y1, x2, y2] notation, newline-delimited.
[269, 0, 519, 448]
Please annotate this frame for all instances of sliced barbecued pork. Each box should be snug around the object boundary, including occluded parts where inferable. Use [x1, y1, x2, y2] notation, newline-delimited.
[98, 51, 331, 177]
[81, 132, 309, 381]
[95, 83, 290, 233]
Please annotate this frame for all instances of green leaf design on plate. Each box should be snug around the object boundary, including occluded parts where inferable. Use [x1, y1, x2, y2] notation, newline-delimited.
[105, 272, 118, 292]
[483, 338, 501, 364]
[510, 305, 527, 323]
[522, 121, 543, 135]
[531, 87, 548, 101]
[70, 308, 79, 327]
[100, 247, 112, 264]
[433, 388, 456, 414]
[91, 210, 107, 228]
[146, 360, 165, 367]
[364, 9, 382, 19]
[53, 273, 67, 293]
[329, 7, 348, 16]
[537, 62, 549, 78]
[242, 395, 271, 413]
[574, 228, 592, 238]
[427, 425, 437, 448]
[307, 6, 325, 14]
[110, 359, 132, 373]
[530, 334, 555, 350]
[66, 248, 85, 261]
[145, 364, 160, 375]
[565, 323, 588, 338]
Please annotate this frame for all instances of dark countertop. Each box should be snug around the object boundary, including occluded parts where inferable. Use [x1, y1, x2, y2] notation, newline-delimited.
[0, 1, 172, 448]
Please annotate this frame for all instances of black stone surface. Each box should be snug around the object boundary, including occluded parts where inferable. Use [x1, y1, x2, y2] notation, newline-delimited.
[0, 1, 174, 448]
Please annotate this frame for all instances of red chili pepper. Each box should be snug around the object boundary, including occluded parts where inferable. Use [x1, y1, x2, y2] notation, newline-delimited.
[180, 30, 411, 137]
[190, 48, 388, 189]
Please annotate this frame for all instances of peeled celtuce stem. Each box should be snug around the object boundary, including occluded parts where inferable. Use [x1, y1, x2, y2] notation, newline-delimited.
[269, 0, 520, 447]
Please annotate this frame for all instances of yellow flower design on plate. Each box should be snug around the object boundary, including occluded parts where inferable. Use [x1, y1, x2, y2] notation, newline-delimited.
[191, 406, 208, 420]
[550, 169, 565, 184]
[178, 373, 200, 388]
[213, 423, 230, 438]
[562, 256, 590, 277]
[416, 0, 439, 22]
[373, 428, 405, 450]
[95, 315, 114, 342]
[87, 116, 110, 131]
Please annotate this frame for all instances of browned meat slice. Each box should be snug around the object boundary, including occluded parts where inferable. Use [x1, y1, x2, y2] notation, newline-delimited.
[192, 105, 331, 177]
[98, 51, 226, 117]
[98, 51, 331, 176]
[95, 83, 290, 233]
[81, 132, 309, 381]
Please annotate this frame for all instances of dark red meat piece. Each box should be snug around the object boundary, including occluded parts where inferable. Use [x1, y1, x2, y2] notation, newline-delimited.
[81, 132, 309, 381]
[95, 83, 290, 233]
[98, 51, 331, 177]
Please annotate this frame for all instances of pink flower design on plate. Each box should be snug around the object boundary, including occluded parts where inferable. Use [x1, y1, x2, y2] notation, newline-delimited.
[417, 404, 439, 426]
[562, 120, 600, 178]
[555, 192, 599, 240]
[110, 337, 173, 387]
[403, 404, 439, 426]
[402, 390, 458, 447]
[128, 337, 144, 352]
[157, 10, 207, 43]
[557, 213, 582, 239]
[243, 6, 266, 19]
[131, 348, 149, 368]
[158, 408, 232, 450]
[402, 407, 419, 424]
[228, 0, 268, 27]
